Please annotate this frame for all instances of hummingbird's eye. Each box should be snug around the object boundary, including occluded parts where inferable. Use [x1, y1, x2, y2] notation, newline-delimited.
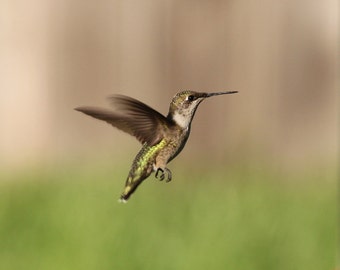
[187, 95, 195, 102]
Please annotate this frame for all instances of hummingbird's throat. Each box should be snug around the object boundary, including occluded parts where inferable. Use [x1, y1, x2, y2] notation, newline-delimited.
[172, 111, 192, 128]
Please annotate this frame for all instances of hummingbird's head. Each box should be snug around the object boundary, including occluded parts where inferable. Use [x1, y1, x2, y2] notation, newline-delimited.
[168, 90, 237, 128]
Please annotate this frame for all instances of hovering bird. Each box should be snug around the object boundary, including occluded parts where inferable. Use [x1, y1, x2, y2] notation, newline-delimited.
[75, 90, 237, 202]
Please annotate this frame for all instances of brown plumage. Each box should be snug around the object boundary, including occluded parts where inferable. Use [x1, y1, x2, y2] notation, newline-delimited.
[75, 90, 237, 201]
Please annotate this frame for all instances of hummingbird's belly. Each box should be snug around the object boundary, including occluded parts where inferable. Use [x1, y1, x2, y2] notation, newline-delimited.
[155, 134, 188, 168]
[155, 144, 176, 167]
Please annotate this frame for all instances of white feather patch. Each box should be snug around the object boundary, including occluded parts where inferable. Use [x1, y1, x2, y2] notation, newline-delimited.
[172, 111, 191, 128]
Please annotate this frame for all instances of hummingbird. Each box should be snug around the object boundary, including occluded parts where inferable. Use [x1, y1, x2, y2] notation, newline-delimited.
[75, 90, 237, 202]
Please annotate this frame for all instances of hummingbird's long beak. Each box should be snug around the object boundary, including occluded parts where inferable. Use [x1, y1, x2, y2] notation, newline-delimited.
[205, 91, 238, 98]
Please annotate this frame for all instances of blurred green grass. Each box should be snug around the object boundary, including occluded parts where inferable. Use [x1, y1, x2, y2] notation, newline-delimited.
[0, 164, 336, 270]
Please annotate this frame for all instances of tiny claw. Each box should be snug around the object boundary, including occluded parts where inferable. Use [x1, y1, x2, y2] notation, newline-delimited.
[164, 168, 172, 182]
[155, 168, 165, 181]
[155, 168, 172, 182]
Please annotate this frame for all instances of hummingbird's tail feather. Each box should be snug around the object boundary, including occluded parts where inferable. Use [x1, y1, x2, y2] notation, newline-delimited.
[119, 184, 135, 202]
[119, 174, 147, 202]
[118, 198, 127, 203]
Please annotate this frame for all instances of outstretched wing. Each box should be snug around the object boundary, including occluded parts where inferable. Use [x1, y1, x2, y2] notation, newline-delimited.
[75, 95, 170, 146]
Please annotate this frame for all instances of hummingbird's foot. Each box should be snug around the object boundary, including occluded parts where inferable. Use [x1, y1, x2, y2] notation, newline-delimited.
[155, 168, 172, 182]
[164, 168, 172, 182]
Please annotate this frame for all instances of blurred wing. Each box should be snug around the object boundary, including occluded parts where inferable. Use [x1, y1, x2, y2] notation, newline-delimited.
[75, 95, 169, 146]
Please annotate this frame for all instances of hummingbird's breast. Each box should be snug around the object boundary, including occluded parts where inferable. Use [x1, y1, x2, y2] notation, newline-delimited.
[157, 125, 191, 165]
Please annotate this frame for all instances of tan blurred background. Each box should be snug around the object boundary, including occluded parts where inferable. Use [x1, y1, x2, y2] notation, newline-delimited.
[0, 0, 337, 170]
